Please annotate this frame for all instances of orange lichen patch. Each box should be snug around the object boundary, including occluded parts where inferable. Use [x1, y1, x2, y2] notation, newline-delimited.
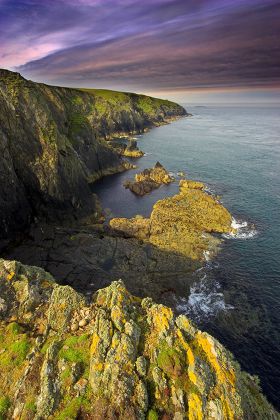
[177, 330, 197, 386]
[150, 306, 173, 335]
[188, 392, 203, 420]
[195, 332, 236, 419]
[91, 362, 104, 372]
[196, 333, 235, 387]
[91, 333, 100, 354]
[6, 271, 15, 281]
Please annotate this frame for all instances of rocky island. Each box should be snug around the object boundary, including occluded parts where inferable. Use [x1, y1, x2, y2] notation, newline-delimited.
[112, 179, 233, 260]
[123, 162, 174, 196]
[0, 70, 279, 419]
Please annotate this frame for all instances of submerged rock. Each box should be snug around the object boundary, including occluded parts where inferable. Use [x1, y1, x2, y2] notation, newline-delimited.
[0, 260, 277, 419]
[112, 179, 233, 260]
[124, 162, 174, 196]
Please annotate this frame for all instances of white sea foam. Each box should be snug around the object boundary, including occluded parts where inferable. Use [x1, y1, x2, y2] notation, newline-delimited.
[203, 250, 211, 262]
[177, 274, 234, 321]
[223, 217, 258, 240]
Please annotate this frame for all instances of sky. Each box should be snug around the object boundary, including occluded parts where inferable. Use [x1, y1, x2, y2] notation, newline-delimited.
[0, 0, 280, 103]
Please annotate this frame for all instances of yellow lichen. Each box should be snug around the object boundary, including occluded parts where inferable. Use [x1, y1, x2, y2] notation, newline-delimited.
[91, 362, 104, 372]
[6, 271, 15, 281]
[177, 330, 197, 386]
[188, 392, 203, 420]
[151, 306, 172, 334]
[91, 333, 100, 354]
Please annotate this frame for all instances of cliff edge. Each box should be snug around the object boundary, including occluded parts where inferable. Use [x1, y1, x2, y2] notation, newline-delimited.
[0, 69, 186, 239]
[0, 259, 278, 419]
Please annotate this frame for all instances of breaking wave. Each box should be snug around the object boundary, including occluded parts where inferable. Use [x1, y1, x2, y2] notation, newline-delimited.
[223, 217, 258, 239]
[176, 268, 234, 322]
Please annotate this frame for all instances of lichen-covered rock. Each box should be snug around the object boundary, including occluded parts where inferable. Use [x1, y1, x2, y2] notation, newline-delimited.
[108, 138, 144, 158]
[112, 179, 233, 260]
[0, 69, 186, 239]
[48, 285, 85, 332]
[124, 162, 174, 196]
[0, 258, 55, 324]
[123, 139, 144, 158]
[0, 261, 278, 419]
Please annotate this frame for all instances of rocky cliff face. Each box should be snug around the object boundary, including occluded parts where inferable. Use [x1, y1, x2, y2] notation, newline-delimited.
[0, 259, 278, 419]
[0, 69, 186, 240]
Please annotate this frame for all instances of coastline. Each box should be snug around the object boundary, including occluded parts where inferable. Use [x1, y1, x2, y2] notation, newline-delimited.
[1, 74, 278, 412]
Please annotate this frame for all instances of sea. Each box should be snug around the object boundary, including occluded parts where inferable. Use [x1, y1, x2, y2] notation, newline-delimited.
[92, 104, 280, 409]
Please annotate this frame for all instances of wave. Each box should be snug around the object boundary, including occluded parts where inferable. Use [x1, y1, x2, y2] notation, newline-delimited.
[223, 217, 258, 240]
[176, 272, 234, 322]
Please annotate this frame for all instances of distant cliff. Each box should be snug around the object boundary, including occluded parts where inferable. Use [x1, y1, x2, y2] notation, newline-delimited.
[0, 69, 186, 239]
[0, 259, 278, 419]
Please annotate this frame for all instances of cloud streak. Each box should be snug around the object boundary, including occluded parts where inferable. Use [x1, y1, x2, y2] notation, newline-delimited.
[0, 0, 279, 92]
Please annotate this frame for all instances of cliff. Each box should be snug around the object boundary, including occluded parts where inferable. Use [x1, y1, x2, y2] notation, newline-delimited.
[0, 69, 186, 239]
[0, 259, 278, 419]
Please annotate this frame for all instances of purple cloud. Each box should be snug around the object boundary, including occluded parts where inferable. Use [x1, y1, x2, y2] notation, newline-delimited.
[0, 0, 279, 91]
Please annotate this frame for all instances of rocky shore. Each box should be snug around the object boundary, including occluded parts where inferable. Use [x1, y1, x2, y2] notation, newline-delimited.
[0, 259, 277, 419]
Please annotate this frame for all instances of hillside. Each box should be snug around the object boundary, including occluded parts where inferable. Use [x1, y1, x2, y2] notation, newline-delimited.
[0, 69, 186, 240]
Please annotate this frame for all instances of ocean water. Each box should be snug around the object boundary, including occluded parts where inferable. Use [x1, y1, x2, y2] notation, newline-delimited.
[93, 104, 280, 408]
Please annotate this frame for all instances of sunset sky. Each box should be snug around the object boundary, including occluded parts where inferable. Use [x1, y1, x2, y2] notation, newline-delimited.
[1, 0, 280, 102]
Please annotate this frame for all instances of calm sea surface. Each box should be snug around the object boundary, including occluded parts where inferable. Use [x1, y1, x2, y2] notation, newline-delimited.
[93, 104, 280, 408]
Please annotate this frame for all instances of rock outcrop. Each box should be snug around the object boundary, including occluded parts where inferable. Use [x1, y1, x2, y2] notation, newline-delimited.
[112, 179, 233, 260]
[124, 162, 174, 196]
[108, 138, 144, 158]
[123, 139, 144, 158]
[0, 69, 186, 239]
[0, 259, 277, 419]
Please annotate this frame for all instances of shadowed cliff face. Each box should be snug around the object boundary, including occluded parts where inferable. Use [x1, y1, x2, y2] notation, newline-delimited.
[0, 259, 278, 419]
[0, 69, 186, 240]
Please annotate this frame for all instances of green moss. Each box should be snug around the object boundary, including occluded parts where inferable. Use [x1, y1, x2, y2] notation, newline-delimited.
[0, 396, 10, 420]
[59, 334, 90, 364]
[147, 409, 158, 420]
[56, 397, 83, 420]
[7, 321, 21, 335]
[11, 335, 30, 364]
[157, 343, 184, 378]
[25, 399, 36, 413]
[1, 332, 30, 367]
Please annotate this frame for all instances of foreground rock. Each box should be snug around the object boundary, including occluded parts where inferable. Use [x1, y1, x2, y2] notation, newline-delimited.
[112, 179, 233, 260]
[124, 162, 174, 196]
[0, 259, 277, 419]
[0, 69, 186, 239]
